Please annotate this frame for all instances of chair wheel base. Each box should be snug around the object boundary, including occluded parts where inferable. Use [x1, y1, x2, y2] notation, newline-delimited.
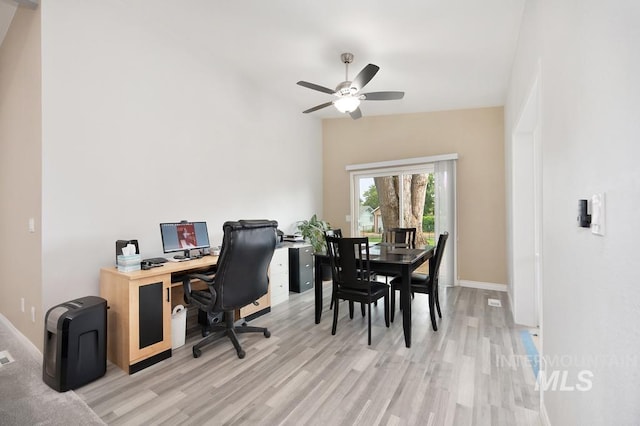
[264, 330, 271, 338]
[193, 348, 201, 358]
[237, 350, 246, 359]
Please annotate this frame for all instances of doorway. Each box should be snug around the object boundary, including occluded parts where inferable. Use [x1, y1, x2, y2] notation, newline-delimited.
[348, 155, 457, 287]
[511, 75, 542, 328]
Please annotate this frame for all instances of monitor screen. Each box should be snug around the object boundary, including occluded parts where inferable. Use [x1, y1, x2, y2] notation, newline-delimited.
[160, 221, 211, 254]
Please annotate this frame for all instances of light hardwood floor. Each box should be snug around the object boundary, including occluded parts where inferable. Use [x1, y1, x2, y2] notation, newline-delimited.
[76, 283, 541, 426]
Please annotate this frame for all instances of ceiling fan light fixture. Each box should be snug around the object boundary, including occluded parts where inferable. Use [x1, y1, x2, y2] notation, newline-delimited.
[334, 96, 361, 113]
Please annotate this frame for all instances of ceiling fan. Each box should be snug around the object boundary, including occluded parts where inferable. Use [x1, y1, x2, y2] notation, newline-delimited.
[297, 53, 405, 120]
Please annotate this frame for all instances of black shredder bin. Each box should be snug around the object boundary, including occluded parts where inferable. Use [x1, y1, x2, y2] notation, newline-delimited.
[43, 296, 107, 392]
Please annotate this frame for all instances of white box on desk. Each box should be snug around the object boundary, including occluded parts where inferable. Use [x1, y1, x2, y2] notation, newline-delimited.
[117, 254, 141, 272]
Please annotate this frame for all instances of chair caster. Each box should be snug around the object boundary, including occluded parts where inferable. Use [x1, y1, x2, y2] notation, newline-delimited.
[193, 347, 201, 358]
[264, 329, 271, 338]
[201, 329, 210, 337]
[237, 349, 246, 359]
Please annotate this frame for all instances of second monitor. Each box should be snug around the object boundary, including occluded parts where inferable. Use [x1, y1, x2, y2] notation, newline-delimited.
[160, 221, 210, 259]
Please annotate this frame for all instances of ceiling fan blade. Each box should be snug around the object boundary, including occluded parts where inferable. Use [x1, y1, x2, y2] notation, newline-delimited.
[303, 101, 334, 114]
[349, 107, 363, 120]
[351, 64, 380, 92]
[297, 81, 336, 95]
[362, 91, 405, 101]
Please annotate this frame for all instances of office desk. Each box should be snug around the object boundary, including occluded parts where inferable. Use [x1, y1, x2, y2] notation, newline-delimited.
[100, 256, 271, 374]
[314, 244, 434, 348]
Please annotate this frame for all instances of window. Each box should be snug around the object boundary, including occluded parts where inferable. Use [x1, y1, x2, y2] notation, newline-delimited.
[348, 155, 457, 286]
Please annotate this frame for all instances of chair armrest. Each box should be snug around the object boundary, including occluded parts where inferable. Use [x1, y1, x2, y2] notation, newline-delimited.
[182, 273, 216, 308]
[189, 273, 215, 283]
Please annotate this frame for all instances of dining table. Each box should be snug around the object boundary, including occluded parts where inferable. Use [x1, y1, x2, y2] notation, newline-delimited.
[313, 243, 435, 348]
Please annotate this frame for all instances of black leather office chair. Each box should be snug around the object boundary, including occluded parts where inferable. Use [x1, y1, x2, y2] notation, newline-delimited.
[182, 220, 278, 359]
[390, 232, 449, 331]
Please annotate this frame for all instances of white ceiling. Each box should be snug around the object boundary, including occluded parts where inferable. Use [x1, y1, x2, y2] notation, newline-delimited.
[1, 1, 526, 119]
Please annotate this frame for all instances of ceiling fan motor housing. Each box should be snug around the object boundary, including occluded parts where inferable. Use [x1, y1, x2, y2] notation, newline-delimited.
[340, 52, 354, 64]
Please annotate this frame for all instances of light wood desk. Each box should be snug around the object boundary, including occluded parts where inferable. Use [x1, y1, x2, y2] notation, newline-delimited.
[99, 256, 270, 374]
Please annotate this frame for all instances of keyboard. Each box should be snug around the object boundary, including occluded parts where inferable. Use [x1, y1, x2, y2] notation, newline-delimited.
[143, 257, 168, 264]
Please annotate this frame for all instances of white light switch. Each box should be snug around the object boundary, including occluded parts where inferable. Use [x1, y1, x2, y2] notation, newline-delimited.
[591, 193, 605, 236]
[345, 215, 351, 222]
[28, 218, 35, 233]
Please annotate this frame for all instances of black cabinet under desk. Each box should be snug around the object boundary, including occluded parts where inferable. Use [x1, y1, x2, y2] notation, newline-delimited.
[289, 245, 313, 293]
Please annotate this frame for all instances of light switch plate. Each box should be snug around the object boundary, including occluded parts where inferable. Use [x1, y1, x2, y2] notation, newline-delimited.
[591, 193, 605, 236]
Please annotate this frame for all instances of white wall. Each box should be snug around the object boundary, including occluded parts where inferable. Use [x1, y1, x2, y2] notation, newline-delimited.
[40, 2, 322, 310]
[506, 0, 640, 423]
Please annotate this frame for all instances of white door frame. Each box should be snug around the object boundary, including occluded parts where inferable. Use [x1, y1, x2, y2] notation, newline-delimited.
[511, 72, 543, 328]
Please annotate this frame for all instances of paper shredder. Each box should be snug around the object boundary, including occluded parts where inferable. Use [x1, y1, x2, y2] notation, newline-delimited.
[43, 296, 107, 392]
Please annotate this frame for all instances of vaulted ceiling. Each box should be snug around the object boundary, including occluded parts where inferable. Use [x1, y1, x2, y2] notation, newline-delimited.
[1, 1, 525, 119]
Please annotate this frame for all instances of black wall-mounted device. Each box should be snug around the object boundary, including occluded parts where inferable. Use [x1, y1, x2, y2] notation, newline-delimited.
[578, 199, 591, 227]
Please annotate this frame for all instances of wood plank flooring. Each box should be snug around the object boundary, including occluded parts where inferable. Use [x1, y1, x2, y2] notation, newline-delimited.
[75, 283, 541, 425]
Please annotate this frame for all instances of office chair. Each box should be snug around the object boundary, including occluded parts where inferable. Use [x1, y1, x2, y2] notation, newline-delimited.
[182, 220, 278, 359]
[326, 236, 390, 345]
[390, 232, 449, 331]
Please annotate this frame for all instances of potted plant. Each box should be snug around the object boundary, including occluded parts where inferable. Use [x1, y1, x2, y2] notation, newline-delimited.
[297, 214, 332, 281]
[296, 214, 331, 253]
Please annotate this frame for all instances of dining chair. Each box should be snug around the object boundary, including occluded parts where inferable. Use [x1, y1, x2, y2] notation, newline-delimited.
[378, 227, 418, 286]
[324, 229, 376, 314]
[325, 236, 390, 345]
[384, 227, 417, 248]
[390, 231, 448, 331]
[324, 229, 342, 311]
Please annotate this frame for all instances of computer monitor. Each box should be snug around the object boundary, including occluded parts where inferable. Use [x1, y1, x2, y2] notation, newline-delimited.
[160, 221, 210, 258]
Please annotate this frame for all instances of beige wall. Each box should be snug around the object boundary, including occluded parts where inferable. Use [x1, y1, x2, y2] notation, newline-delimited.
[0, 7, 43, 349]
[322, 107, 506, 285]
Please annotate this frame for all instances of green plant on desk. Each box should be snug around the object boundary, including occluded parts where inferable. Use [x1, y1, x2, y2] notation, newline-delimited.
[297, 214, 331, 253]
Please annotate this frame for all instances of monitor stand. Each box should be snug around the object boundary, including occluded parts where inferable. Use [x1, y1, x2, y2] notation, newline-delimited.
[172, 250, 191, 261]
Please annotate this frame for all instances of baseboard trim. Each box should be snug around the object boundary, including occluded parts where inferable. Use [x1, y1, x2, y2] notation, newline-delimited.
[0, 313, 42, 361]
[458, 280, 507, 292]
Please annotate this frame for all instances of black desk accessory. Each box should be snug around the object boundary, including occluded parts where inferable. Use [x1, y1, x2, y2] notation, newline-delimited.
[115, 240, 139, 265]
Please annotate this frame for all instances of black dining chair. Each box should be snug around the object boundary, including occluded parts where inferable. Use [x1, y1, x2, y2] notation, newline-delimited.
[378, 227, 417, 286]
[324, 229, 342, 311]
[325, 236, 390, 345]
[390, 231, 448, 331]
[384, 227, 417, 248]
[324, 229, 377, 314]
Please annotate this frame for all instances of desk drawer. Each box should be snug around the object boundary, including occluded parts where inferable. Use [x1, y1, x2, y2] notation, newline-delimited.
[289, 245, 313, 293]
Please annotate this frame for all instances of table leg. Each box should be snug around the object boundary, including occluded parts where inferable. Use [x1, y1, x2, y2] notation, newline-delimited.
[314, 255, 323, 324]
[401, 264, 412, 347]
